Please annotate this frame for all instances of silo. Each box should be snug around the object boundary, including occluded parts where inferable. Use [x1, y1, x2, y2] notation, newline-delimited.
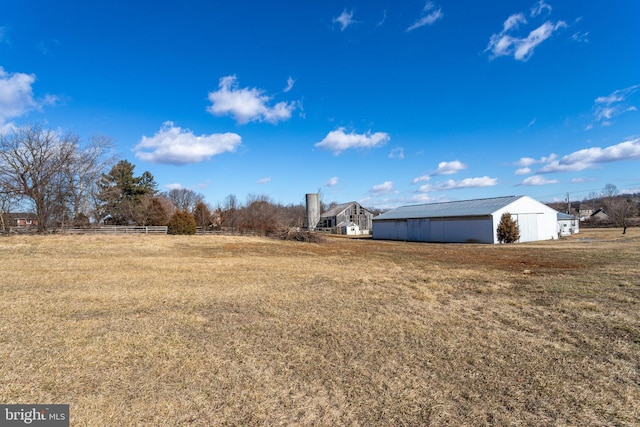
[305, 193, 320, 230]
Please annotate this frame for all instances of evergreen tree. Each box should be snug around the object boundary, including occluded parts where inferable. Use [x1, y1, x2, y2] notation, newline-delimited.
[97, 160, 157, 225]
[168, 210, 197, 235]
[497, 212, 520, 243]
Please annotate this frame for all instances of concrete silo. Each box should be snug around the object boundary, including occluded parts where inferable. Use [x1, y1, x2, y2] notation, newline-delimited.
[305, 193, 321, 230]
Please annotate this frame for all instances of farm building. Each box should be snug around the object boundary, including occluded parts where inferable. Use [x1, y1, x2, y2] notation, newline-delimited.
[372, 195, 561, 244]
[306, 195, 373, 235]
[557, 212, 579, 236]
[6, 213, 39, 228]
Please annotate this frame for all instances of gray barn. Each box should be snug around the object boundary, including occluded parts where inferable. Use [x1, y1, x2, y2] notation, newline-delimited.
[372, 195, 560, 244]
[317, 202, 373, 234]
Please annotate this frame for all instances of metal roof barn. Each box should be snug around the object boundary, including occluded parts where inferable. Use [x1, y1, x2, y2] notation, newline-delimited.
[372, 195, 560, 244]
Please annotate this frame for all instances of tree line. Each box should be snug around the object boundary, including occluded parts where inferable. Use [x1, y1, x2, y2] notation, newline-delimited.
[549, 184, 639, 234]
[0, 124, 307, 234]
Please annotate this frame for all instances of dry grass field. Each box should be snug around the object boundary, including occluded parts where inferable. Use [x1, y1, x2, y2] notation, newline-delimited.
[1, 229, 639, 426]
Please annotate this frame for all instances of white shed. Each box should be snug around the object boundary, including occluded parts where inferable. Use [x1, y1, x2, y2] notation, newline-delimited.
[338, 221, 360, 235]
[372, 195, 559, 244]
[557, 212, 579, 236]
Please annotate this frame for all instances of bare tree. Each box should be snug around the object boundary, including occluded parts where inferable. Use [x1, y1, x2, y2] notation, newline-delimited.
[193, 200, 213, 230]
[0, 125, 77, 231]
[0, 125, 115, 231]
[219, 194, 240, 231]
[601, 184, 637, 234]
[65, 135, 115, 222]
[602, 183, 619, 199]
[605, 197, 637, 234]
[0, 189, 20, 231]
[162, 188, 204, 212]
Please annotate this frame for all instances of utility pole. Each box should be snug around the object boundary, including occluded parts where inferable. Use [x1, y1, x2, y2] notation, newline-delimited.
[565, 192, 570, 214]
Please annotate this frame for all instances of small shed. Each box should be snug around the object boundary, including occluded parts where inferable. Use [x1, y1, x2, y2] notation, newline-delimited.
[557, 212, 579, 236]
[372, 195, 559, 244]
[337, 221, 360, 235]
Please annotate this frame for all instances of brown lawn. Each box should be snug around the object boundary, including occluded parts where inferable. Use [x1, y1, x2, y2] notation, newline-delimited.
[0, 228, 639, 426]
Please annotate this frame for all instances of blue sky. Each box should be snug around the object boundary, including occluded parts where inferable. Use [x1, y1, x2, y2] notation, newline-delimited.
[2, 1, 639, 209]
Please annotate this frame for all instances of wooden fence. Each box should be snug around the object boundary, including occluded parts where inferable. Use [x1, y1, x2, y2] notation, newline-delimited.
[61, 226, 168, 235]
[3, 226, 261, 236]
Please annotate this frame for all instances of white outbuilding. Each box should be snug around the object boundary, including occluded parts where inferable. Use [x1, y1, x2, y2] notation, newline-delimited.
[557, 212, 579, 236]
[372, 195, 560, 244]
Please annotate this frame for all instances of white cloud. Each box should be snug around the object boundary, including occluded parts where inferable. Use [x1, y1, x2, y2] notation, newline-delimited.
[412, 175, 430, 184]
[530, 0, 552, 17]
[570, 177, 595, 184]
[520, 175, 558, 186]
[207, 75, 297, 124]
[407, 2, 443, 32]
[433, 160, 467, 175]
[515, 21, 567, 61]
[419, 176, 498, 192]
[377, 10, 388, 27]
[333, 9, 357, 31]
[257, 177, 272, 184]
[0, 67, 39, 124]
[412, 160, 465, 184]
[514, 154, 556, 169]
[315, 127, 390, 155]
[324, 177, 339, 187]
[515, 157, 537, 166]
[164, 183, 184, 190]
[515, 167, 531, 175]
[284, 77, 295, 93]
[134, 121, 242, 165]
[571, 31, 589, 43]
[409, 193, 434, 204]
[591, 84, 639, 127]
[538, 138, 640, 173]
[485, 3, 566, 61]
[370, 181, 394, 197]
[503, 13, 527, 32]
[389, 147, 404, 159]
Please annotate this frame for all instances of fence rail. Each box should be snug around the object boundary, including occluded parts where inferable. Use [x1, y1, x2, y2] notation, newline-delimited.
[62, 226, 168, 235]
[3, 226, 262, 236]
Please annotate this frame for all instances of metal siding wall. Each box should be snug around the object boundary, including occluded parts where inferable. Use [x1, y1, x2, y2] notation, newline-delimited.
[407, 218, 430, 241]
[373, 220, 407, 240]
[441, 218, 493, 243]
[428, 219, 442, 241]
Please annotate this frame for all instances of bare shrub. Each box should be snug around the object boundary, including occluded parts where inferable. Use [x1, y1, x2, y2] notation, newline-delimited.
[271, 228, 326, 243]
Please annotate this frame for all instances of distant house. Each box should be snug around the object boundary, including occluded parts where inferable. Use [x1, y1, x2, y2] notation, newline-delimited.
[590, 208, 610, 223]
[577, 203, 594, 219]
[8, 213, 39, 227]
[373, 195, 560, 244]
[316, 202, 373, 235]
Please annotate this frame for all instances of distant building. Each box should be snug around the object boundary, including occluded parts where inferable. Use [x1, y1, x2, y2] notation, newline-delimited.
[373, 195, 561, 244]
[576, 203, 594, 219]
[315, 202, 374, 235]
[589, 208, 610, 223]
[7, 213, 39, 227]
[557, 212, 579, 236]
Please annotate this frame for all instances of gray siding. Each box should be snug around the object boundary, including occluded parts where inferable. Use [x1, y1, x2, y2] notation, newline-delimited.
[373, 216, 493, 243]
